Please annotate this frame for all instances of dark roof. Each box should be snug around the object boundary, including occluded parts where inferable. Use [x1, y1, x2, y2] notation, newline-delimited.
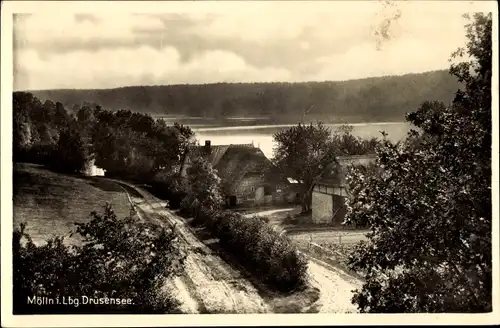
[183, 143, 277, 192]
[214, 145, 273, 191]
[315, 154, 376, 187]
[185, 144, 233, 167]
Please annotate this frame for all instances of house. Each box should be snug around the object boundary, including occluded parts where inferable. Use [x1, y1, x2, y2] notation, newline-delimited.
[311, 155, 376, 224]
[82, 158, 106, 177]
[179, 140, 291, 207]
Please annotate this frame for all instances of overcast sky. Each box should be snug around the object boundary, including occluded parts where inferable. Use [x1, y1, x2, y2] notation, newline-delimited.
[12, 1, 486, 91]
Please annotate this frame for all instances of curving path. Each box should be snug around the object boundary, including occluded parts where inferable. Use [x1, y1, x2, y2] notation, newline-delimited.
[108, 178, 270, 314]
[246, 208, 364, 313]
[307, 259, 362, 313]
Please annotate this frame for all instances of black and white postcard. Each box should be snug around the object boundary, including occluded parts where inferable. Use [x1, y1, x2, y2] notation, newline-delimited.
[1, 1, 498, 327]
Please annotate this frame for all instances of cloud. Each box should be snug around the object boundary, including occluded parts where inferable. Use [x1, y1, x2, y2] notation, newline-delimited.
[12, 1, 482, 90]
[14, 46, 292, 90]
[306, 7, 469, 81]
[14, 13, 165, 47]
[309, 37, 455, 82]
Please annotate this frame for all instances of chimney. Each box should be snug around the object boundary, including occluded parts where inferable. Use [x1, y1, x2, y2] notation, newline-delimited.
[204, 140, 211, 153]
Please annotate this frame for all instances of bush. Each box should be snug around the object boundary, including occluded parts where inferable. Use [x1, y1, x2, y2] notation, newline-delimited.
[179, 157, 224, 222]
[283, 214, 297, 225]
[179, 194, 198, 218]
[13, 203, 186, 314]
[149, 173, 189, 209]
[209, 211, 308, 292]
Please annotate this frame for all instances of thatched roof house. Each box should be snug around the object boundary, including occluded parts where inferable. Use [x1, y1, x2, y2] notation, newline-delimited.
[180, 140, 292, 207]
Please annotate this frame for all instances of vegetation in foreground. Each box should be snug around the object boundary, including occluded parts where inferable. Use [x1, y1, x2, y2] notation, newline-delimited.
[13, 204, 185, 314]
[344, 13, 492, 312]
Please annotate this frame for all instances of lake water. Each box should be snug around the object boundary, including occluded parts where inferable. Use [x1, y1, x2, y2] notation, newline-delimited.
[190, 122, 413, 159]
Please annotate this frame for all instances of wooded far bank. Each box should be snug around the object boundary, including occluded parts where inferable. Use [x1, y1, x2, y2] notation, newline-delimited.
[26, 70, 460, 123]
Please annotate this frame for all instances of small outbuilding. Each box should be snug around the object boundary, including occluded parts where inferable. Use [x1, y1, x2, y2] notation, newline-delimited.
[82, 158, 106, 177]
[311, 155, 376, 225]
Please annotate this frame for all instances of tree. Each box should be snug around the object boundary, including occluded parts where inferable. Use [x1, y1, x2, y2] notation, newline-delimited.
[13, 204, 185, 314]
[272, 123, 338, 212]
[344, 13, 492, 313]
[52, 127, 90, 174]
[54, 102, 70, 128]
[272, 122, 366, 213]
[13, 101, 33, 159]
[152, 170, 190, 209]
[181, 157, 224, 223]
[76, 105, 95, 124]
[331, 124, 381, 156]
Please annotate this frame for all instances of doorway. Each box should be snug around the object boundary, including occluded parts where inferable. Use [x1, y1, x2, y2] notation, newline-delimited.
[229, 195, 237, 207]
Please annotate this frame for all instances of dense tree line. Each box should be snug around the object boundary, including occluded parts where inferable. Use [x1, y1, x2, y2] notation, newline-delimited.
[29, 70, 460, 123]
[13, 92, 194, 180]
[344, 13, 492, 312]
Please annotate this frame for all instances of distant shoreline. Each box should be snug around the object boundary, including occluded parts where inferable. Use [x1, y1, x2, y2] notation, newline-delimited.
[153, 117, 408, 130]
[190, 121, 408, 132]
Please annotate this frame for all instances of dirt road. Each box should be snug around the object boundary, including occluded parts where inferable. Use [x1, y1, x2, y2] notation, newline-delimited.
[307, 259, 362, 313]
[289, 230, 368, 245]
[110, 179, 270, 314]
[248, 208, 363, 313]
[246, 208, 296, 217]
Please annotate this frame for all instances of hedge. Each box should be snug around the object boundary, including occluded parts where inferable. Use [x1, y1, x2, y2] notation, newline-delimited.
[209, 211, 308, 292]
[156, 169, 308, 292]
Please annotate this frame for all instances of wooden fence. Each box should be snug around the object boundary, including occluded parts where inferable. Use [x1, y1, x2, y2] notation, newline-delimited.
[299, 239, 365, 281]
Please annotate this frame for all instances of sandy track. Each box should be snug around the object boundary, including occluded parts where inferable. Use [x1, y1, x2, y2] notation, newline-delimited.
[248, 208, 363, 313]
[111, 179, 270, 314]
[245, 208, 296, 217]
[307, 259, 362, 313]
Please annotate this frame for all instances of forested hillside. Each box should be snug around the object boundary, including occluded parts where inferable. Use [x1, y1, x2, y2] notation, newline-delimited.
[28, 70, 460, 123]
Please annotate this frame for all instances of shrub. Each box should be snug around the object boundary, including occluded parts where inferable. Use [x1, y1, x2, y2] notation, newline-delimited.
[13, 203, 186, 314]
[150, 173, 189, 209]
[179, 194, 199, 219]
[180, 157, 224, 222]
[283, 214, 297, 225]
[210, 211, 308, 292]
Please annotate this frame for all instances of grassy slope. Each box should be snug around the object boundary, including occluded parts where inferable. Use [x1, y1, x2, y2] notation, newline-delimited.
[13, 163, 133, 245]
